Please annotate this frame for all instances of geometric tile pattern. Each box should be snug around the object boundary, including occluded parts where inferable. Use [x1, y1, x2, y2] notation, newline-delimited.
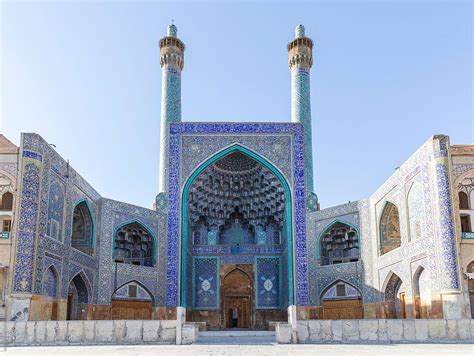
[13, 162, 40, 293]
[193, 257, 218, 309]
[166, 123, 308, 307]
[256, 257, 280, 309]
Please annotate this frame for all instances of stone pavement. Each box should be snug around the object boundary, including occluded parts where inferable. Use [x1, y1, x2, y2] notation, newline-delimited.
[0, 343, 473, 356]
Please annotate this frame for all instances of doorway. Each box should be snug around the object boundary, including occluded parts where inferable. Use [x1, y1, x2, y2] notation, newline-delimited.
[221, 267, 253, 329]
[225, 297, 250, 328]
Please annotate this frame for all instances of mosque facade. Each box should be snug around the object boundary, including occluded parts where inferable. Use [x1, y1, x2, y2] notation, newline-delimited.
[0, 24, 472, 329]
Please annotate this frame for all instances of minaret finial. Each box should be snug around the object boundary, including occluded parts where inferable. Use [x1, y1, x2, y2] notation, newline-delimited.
[167, 21, 177, 37]
[295, 24, 305, 39]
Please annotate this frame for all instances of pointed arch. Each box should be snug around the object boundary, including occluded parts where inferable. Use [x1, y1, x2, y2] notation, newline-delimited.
[379, 201, 401, 255]
[382, 271, 405, 319]
[0, 191, 13, 210]
[319, 279, 362, 300]
[42, 265, 59, 298]
[221, 267, 253, 328]
[180, 144, 294, 307]
[71, 199, 95, 255]
[382, 271, 403, 300]
[112, 219, 157, 267]
[317, 219, 360, 265]
[413, 265, 431, 318]
[319, 279, 364, 319]
[69, 270, 92, 303]
[112, 279, 155, 304]
[67, 270, 92, 320]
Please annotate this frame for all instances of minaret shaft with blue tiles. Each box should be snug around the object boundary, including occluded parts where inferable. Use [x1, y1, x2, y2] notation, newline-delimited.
[157, 24, 185, 210]
[288, 25, 318, 211]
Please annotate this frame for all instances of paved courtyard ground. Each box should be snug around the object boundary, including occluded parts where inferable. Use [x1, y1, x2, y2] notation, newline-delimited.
[0, 343, 472, 356]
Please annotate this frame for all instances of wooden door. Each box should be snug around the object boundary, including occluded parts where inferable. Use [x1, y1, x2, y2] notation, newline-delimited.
[225, 297, 249, 328]
[111, 300, 152, 320]
[399, 292, 406, 319]
[51, 301, 58, 321]
[322, 299, 363, 319]
[66, 294, 74, 320]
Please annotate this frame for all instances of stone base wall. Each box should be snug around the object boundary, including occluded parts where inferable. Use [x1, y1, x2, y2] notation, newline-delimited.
[276, 319, 474, 344]
[187, 309, 287, 330]
[0, 320, 198, 346]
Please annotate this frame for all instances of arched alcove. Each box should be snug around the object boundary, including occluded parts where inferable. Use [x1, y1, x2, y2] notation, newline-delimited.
[42, 266, 58, 298]
[379, 202, 401, 255]
[67, 272, 90, 320]
[413, 266, 431, 319]
[383, 272, 405, 319]
[319, 221, 359, 265]
[0, 191, 13, 210]
[113, 221, 155, 267]
[459, 191, 470, 209]
[71, 200, 94, 255]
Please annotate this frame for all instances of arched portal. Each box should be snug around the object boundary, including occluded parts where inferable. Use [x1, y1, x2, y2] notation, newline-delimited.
[111, 281, 153, 320]
[221, 268, 252, 328]
[42, 266, 59, 320]
[413, 266, 431, 318]
[383, 272, 405, 319]
[320, 280, 363, 319]
[181, 145, 292, 329]
[67, 273, 90, 320]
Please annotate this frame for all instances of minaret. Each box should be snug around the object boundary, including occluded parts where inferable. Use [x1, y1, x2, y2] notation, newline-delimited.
[288, 24, 318, 211]
[157, 23, 185, 210]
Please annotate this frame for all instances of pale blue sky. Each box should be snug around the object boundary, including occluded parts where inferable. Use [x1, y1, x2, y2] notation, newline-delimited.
[1, 1, 472, 209]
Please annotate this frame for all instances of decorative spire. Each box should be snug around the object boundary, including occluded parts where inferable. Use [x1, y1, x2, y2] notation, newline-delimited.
[295, 24, 305, 39]
[167, 21, 177, 37]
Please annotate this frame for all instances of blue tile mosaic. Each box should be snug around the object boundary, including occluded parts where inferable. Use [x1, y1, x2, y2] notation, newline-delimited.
[256, 257, 280, 309]
[193, 257, 219, 309]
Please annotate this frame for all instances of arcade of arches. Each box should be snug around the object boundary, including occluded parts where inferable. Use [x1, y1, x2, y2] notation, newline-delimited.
[185, 151, 289, 329]
[380, 269, 434, 320]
